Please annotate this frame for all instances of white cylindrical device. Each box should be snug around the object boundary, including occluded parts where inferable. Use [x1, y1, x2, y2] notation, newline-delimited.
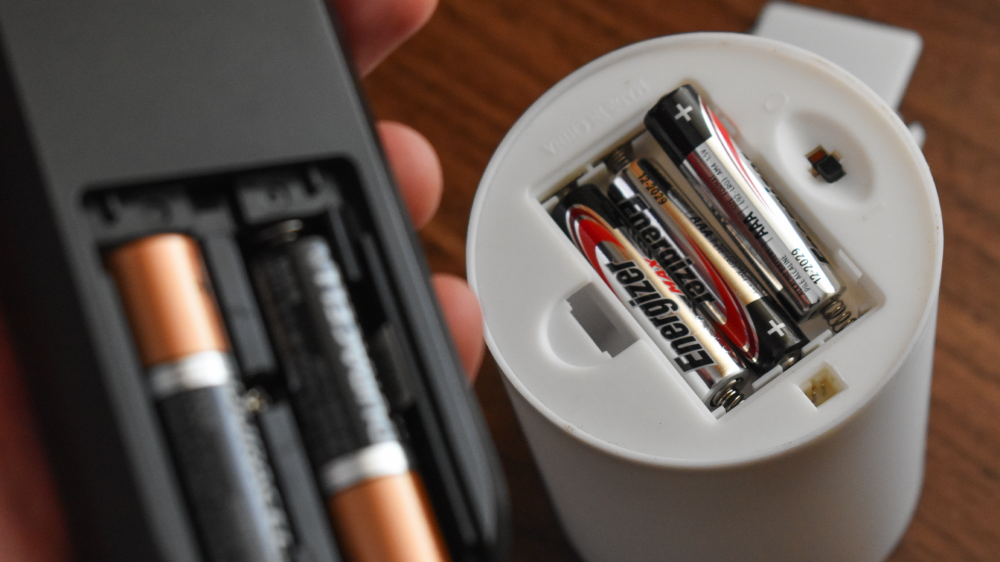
[468, 33, 941, 562]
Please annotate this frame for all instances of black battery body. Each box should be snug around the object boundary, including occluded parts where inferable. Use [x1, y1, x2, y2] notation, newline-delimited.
[0, 2, 509, 562]
[157, 382, 291, 562]
[251, 234, 401, 469]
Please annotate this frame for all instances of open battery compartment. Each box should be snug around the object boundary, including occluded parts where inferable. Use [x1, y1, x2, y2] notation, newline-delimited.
[82, 159, 504, 562]
[535, 101, 884, 418]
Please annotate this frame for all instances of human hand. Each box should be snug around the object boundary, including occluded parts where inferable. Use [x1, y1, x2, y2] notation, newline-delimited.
[0, 0, 483, 559]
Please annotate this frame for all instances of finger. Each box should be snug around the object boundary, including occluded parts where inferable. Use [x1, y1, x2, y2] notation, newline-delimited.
[432, 274, 485, 381]
[377, 121, 443, 230]
[0, 306, 72, 562]
[331, 0, 438, 76]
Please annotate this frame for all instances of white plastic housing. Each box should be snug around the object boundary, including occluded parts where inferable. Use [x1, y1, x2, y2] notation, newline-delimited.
[468, 34, 941, 562]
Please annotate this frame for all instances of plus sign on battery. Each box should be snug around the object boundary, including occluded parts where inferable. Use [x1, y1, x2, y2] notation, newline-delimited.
[674, 103, 693, 121]
[767, 320, 787, 337]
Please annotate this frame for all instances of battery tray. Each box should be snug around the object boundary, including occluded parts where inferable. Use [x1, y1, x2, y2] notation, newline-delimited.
[540, 119, 882, 416]
[84, 160, 502, 561]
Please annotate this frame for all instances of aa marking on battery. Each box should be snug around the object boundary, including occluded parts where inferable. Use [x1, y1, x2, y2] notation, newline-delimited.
[704, 105, 775, 215]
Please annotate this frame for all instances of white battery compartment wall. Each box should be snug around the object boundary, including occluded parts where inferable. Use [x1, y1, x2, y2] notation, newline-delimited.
[467, 33, 941, 562]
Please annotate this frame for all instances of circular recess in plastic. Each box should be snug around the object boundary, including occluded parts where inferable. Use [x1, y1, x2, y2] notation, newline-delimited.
[468, 32, 941, 562]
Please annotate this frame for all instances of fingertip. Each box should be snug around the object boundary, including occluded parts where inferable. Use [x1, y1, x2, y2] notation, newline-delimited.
[377, 121, 443, 230]
[432, 273, 484, 382]
[333, 0, 438, 75]
[0, 304, 72, 562]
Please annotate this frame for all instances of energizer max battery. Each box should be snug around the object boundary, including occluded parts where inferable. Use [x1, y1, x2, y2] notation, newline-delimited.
[250, 223, 450, 562]
[604, 148, 806, 373]
[106, 234, 291, 562]
[645, 84, 844, 322]
[551, 184, 749, 411]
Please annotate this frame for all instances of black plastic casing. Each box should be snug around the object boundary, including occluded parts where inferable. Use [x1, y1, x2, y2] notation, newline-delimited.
[0, 1, 509, 561]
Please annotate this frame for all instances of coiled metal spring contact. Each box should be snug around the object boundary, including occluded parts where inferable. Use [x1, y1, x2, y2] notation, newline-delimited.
[605, 147, 631, 174]
[822, 299, 855, 333]
[710, 379, 745, 412]
[715, 387, 745, 411]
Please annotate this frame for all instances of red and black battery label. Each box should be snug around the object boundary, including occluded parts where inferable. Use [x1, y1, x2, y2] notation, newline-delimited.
[550, 183, 747, 408]
[606, 156, 805, 373]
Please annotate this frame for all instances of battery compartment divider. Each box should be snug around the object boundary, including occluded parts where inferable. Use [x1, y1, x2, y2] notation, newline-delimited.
[82, 158, 502, 562]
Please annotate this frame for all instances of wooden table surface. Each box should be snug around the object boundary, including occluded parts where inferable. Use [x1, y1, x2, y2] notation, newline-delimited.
[365, 1, 1000, 560]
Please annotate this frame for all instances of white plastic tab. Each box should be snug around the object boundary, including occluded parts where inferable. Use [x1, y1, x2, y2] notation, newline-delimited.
[753, 1, 922, 110]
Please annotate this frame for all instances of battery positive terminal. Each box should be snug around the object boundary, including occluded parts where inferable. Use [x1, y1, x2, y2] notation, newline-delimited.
[806, 146, 845, 183]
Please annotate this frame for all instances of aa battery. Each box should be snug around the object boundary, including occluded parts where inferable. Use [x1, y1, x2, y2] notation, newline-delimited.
[645, 84, 842, 321]
[551, 184, 749, 410]
[106, 234, 290, 562]
[250, 225, 449, 562]
[605, 150, 806, 373]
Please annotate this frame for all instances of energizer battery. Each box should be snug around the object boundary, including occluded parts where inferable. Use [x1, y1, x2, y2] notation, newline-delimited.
[604, 146, 806, 373]
[551, 184, 749, 411]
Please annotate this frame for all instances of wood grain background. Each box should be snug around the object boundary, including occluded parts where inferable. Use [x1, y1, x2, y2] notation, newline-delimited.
[365, 1, 1000, 560]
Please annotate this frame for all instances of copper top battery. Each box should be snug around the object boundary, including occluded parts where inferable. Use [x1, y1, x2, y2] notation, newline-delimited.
[250, 227, 449, 562]
[551, 184, 749, 411]
[107, 233, 291, 562]
[605, 150, 806, 373]
[645, 84, 842, 321]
